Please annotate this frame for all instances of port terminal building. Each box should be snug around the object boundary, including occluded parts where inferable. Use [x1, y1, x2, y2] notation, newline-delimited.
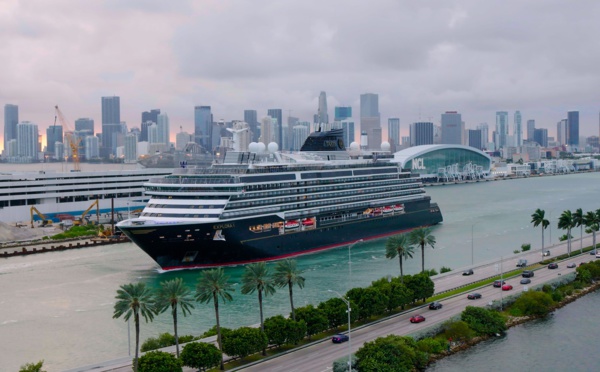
[392, 145, 492, 182]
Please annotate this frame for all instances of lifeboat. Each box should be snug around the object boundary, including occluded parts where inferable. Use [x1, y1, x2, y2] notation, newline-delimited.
[393, 204, 405, 212]
[372, 208, 382, 216]
[285, 220, 300, 230]
[302, 218, 314, 226]
[382, 206, 393, 214]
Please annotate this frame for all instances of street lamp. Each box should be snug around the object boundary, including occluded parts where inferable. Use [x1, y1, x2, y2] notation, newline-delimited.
[328, 290, 352, 369]
[348, 239, 364, 291]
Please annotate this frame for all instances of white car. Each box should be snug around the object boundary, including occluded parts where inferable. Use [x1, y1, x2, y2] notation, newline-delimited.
[596, 252, 600, 258]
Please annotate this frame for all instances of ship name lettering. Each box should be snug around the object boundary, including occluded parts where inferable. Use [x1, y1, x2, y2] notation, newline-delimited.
[214, 223, 234, 229]
[323, 140, 337, 148]
[412, 158, 425, 170]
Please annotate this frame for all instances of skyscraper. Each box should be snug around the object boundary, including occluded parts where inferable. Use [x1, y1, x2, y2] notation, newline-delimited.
[360, 93, 380, 149]
[468, 129, 483, 150]
[567, 111, 579, 147]
[534, 128, 548, 147]
[17, 121, 39, 160]
[141, 109, 160, 142]
[244, 110, 259, 142]
[194, 106, 212, 150]
[101, 96, 120, 158]
[267, 109, 283, 147]
[477, 123, 489, 149]
[334, 106, 352, 121]
[260, 116, 274, 145]
[557, 119, 568, 145]
[526, 119, 535, 141]
[46, 125, 63, 155]
[315, 91, 329, 125]
[387, 118, 400, 152]
[514, 110, 522, 146]
[410, 122, 434, 146]
[495, 111, 508, 149]
[4, 104, 18, 152]
[157, 113, 170, 147]
[75, 118, 94, 134]
[441, 111, 463, 145]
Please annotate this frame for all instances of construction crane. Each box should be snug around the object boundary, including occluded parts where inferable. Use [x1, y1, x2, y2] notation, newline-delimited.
[54, 105, 81, 172]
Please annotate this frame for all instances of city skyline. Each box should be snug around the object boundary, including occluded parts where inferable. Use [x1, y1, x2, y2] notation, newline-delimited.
[2, 1, 600, 148]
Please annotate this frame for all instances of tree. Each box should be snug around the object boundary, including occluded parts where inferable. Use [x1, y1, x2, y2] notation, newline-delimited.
[137, 350, 182, 372]
[285, 319, 307, 346]
[404, 273, 435, 303]
[195, 268, 235, 370]
[384, 234, 414, 283]
[113, 282, 156, 372]
[573, 208, 584, 254]
[584, 210, 600, 255]
[461, 306, 506, 336]
[181, 342, 222, 372]
[318, 297, 358, 329]
[272, 259, 305, 321]
[241, 262, 276, 355]
[558, 210, 576, 256]
[19, 361, 46, 372]
[530, 208, 549, 251]
[154, 277, 195, 357]
[409, 227, 436, 273]
[346, 287, 388, 319]
[442, 320, 474, 342]
[355, 335, 428, 372]
[222, 327, 268, 360]
[294, 304, 328, 340]
[264, 315, 289, 347]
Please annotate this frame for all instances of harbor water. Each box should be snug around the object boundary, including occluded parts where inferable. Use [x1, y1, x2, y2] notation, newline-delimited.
[1, 172, 600, 371]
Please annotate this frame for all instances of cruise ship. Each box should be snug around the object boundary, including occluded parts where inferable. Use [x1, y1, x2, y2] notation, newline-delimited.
[117, 129, 443, 270]
[0, 168, 173, 223]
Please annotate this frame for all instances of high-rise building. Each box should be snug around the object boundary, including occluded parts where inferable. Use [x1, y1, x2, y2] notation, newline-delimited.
[340, 121, 355, 147]
[315, 91, 329, 125]
[101, 96, 120, 158]
[267, 109, 283, 147]
[260, 116, 274, 145]
[526, 119, 535, 141]
[514, 111, 522, 146]
[140, 109, 160, 141]
[468, 129, 483, 150]
[194, 106, 212, 150]
[334, 106, 352, 121]
[85, 136, 100, 159]
[75, 118, 94, 134]
[477, 123, 489, 149]
[292, 124, 310, 151]
[441, 111, 463, 145]
[388, 118, 400, 152]
[567, 111, 579, 147]
[17, 121, 39, 160]
[124, 133, 138, 163]
[157, 113, 170, 146]
[176, 131, 193, 151]
[410, 122, 434, 146]
[534, 128, 548, 147]
[360, 93, 380, 150]
[495, 111, 509, 149]
[557, 119, 568, 145]
[244, 110, 259, 142]
[46, 126, 63, 155]
[4, 104, 18, 152]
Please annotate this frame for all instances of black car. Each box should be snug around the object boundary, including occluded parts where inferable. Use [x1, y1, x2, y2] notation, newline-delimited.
[462, 269, 474, 276]
[520, 278, 531, 284]
[493, 280, 506, 288]
[429, 301, 443, 310]
[548, 263, 559, 269]
[522, 270, 534, 278]
[467, 293, 482, 300]
[332, 334, 349, 343]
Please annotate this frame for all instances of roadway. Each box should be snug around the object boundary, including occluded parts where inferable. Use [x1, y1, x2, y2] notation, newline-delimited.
[71, 235, 597, 372]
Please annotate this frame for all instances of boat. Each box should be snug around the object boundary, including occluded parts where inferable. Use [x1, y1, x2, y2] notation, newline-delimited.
[117, 128, 443, 270]
[393, 204, 405, 212]
[382, 206, 393, 214]
[285, 220, 300, 230]
[0, 168, 173, 224]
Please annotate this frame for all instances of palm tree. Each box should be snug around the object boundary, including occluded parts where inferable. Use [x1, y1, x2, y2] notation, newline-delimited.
[558, 210, 576, 256]
[531, 208, 550, 251]
[584, 210, 600, 255]
[272, 259, 305, 321]
[241, 262, 276, 355]
[409, 227, 436, 273]
[196, 268, 235, 370]
[155, 277, 195, 357]
[113, 282, 156, 372]
[573, 208, 584, 254]
[385, 234, 415, 283]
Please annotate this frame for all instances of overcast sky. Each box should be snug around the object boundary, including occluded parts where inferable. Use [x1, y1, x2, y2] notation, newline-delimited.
[2, 0, 600, 145]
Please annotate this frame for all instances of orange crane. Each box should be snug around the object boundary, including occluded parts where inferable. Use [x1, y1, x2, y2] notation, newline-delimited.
[54, 105, 81, 172]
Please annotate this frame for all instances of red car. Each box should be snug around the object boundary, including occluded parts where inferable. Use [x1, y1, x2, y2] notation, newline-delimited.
[410, 315, 426, 323]
[502, 284, 513, 291]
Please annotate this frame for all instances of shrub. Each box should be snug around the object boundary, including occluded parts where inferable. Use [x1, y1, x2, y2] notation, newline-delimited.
[332, 355, 357, 372]
[442, 319, 474, 342]
[201, 325, 232, 339]
[178, 334, 195, 343]
[181, 342, 221, 371]
[509, 290, 554, 317]
[19, 360, 46, 372]
[551, 291, 563, 302]
[427, 268, 438, 276]
[521, 243, 531, 252]
[157, 332, 176, 347]
[355, 335, 428, 372]
[140, 337, 161, 352]
[264, 315, 288, 347]
[461, 306, 506, 336]
[285, 319, 307, 346]
[137, 351, 182, 372]
[440, 266, 452, 274]
[294, 304, 328, 339]
[222, 327, 268, 360]
[513, 250, 520, 254]
[416, 337, 446, 354]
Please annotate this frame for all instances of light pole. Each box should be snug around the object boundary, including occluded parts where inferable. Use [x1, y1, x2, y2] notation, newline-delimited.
[329, 290, 352, 369]
[348, 239, 364, 291]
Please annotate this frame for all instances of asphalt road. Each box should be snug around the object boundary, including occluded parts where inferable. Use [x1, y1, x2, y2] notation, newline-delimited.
[74, 235, 597, 372]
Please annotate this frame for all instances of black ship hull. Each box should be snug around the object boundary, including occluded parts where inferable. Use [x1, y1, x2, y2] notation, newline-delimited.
[118, 198, 443, 270]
